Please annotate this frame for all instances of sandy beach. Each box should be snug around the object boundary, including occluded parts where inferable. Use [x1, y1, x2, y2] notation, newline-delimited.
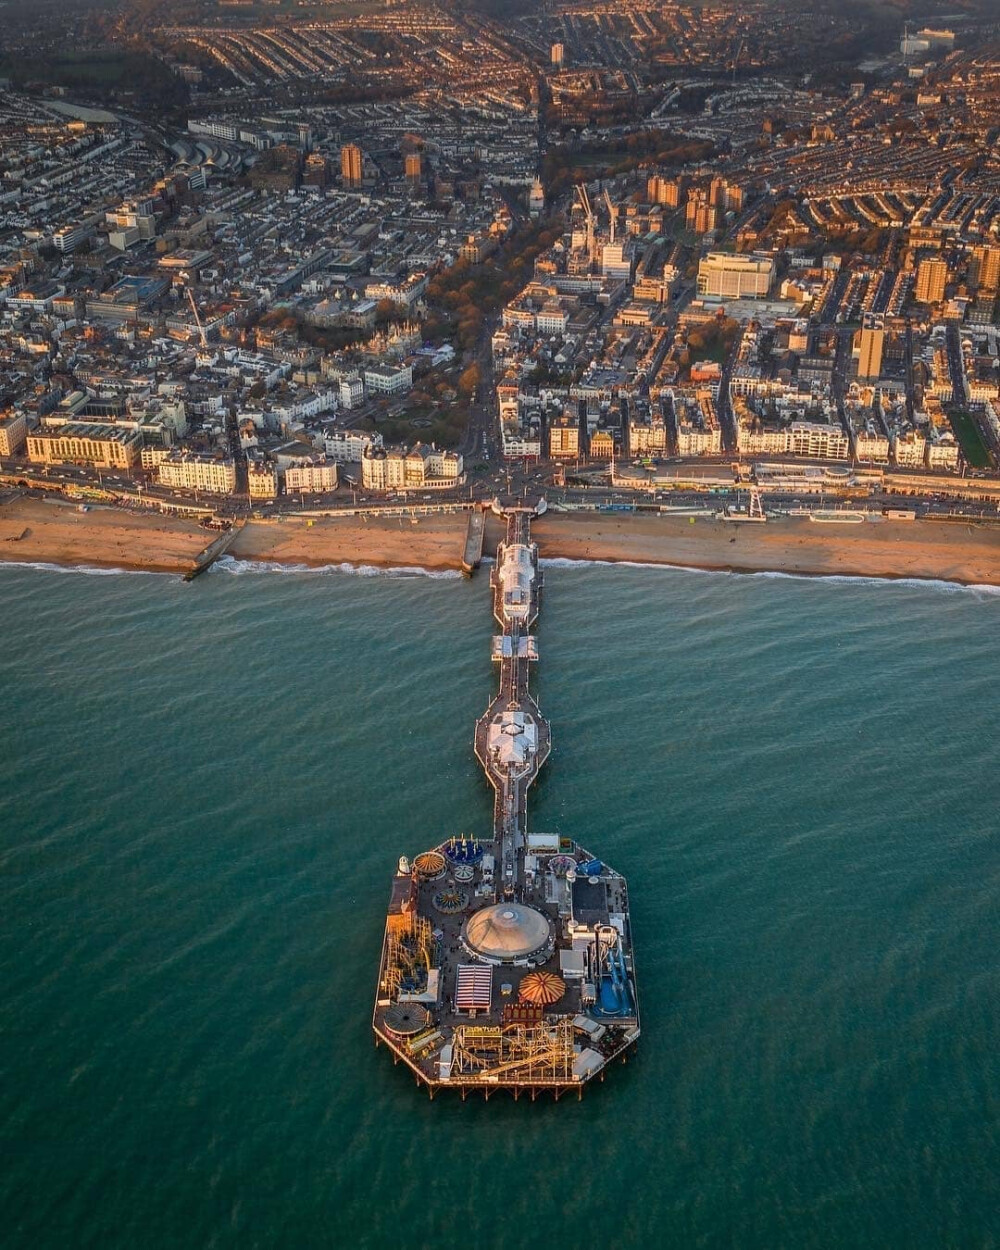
[230, 511, 473, 570]
[532, 511, 1000, 586]
[0, 496, 210, 573]
[1, 495, 998, 586]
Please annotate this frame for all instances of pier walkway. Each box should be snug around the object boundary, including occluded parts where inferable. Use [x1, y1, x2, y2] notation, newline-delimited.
[474, 502, 549, 897]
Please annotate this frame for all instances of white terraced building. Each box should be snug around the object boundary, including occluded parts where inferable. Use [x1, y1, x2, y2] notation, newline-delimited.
[158, 451, 236, 494]
[361, 443, 463, 492]
[324, 429, 382, 463]
[285, 463, 338, 494]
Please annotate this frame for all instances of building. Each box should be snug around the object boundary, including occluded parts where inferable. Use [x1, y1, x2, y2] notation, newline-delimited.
[324, 429, 382, 463]
[459, 234, 499, 264]
[628, 415, 668, 456]
[363, 274, 427, 309]
[551, 43, 564, 68]
[52, 216, 100, 254]
[892, 429, 927, 468]
[925, 430, 959, 470]
[340, 143, 363, 189]
[789, 421, 850, 460]
[302, 153, 330, 188]
[529, 178, 545, 218]
[363, 362, 412, 396]
[106, 203, 156, 240]
[857, 314, 885, 380]
[970, 245, 1000, 294]
[647, 176, 685, 208]
[697, 253, 774, 300]
[27, 423, 141, 470]
[404, 152, 421, 184]
[158, 450, 236, 494]
[285, 462, 338, 494]
[673, 390, 722, 457]
[686, 197, 717, 234]
[7, 282, 65, 313]
[247, 459, 279, 499]
[0, 411, 27, 457]
[337, 375, 365, 410]
[549, 414, 580, 459]
[853, 426, 890, 464]
[588, 430, 614, 459]
[915, 258, 947, 304]
[361, 443, 463, 492]
[601, 243, 631, 281]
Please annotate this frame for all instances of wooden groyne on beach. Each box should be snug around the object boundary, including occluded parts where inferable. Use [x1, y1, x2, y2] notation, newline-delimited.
[461, 507, 486, 576]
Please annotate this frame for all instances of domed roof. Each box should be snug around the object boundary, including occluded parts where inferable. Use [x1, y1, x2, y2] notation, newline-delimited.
[463, 903, 551, 962]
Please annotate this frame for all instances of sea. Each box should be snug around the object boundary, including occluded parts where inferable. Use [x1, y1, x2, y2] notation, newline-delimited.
[2, 557, 999, 1250]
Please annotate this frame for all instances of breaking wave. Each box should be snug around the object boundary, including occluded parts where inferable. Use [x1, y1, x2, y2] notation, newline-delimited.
[209, 555, 462, 579]
[538, 557, 1000, 596]
[0, 560, 165, 577]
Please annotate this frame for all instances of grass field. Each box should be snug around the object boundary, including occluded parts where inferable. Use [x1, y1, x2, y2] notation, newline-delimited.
[947, 409, 993, 469]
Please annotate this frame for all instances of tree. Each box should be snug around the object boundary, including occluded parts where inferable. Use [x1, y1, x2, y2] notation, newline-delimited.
[458, 363, 482, 397]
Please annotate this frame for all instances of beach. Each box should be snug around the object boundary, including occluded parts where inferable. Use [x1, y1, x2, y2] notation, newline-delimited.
[0, 496, 211, 573]
[231, 510, 474, 571]
[1, 494, 998, 585]
[531, 510, 1000, 586]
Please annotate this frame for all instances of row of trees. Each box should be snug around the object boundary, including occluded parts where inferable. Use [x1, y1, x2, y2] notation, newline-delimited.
[541, 132, 715, 199]
[424, 217, 565, 356]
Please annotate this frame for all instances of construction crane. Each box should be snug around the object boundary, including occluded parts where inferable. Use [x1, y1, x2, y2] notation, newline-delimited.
[187, 287, 208, 349]
[732, 37, 745, 86]
[575, 183, 596, 264]
[603, 188, 617, 245]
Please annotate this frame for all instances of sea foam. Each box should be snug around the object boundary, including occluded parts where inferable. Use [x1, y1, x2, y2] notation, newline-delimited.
[209, 555, 461, 580]
[538, 556, 1000, 596]
[0, 560, 166, 577]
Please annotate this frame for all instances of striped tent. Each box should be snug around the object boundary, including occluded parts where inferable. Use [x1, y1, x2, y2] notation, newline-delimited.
[518, 971, 565, 1006]
[456, 964, 493, 1013]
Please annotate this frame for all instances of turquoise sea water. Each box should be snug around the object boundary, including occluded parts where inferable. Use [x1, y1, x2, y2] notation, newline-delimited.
[2, 559, 999, 1249]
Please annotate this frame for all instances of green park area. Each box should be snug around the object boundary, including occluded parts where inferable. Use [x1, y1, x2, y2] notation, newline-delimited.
[0, 50, 187, 107]
[947, 410, 992, 469]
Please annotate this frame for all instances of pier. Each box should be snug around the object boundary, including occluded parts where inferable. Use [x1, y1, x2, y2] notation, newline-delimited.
[373, 496, 639, 1099]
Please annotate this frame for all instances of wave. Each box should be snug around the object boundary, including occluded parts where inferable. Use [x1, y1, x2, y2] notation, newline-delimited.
[209, 555, 461, 580]
[744, 570, 1000, 597]
[0, 560, 167, 577]
[538, 557, 1000, 596]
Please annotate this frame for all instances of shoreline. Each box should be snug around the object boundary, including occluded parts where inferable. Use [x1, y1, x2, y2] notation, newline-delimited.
[1, 495, 998, 589]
